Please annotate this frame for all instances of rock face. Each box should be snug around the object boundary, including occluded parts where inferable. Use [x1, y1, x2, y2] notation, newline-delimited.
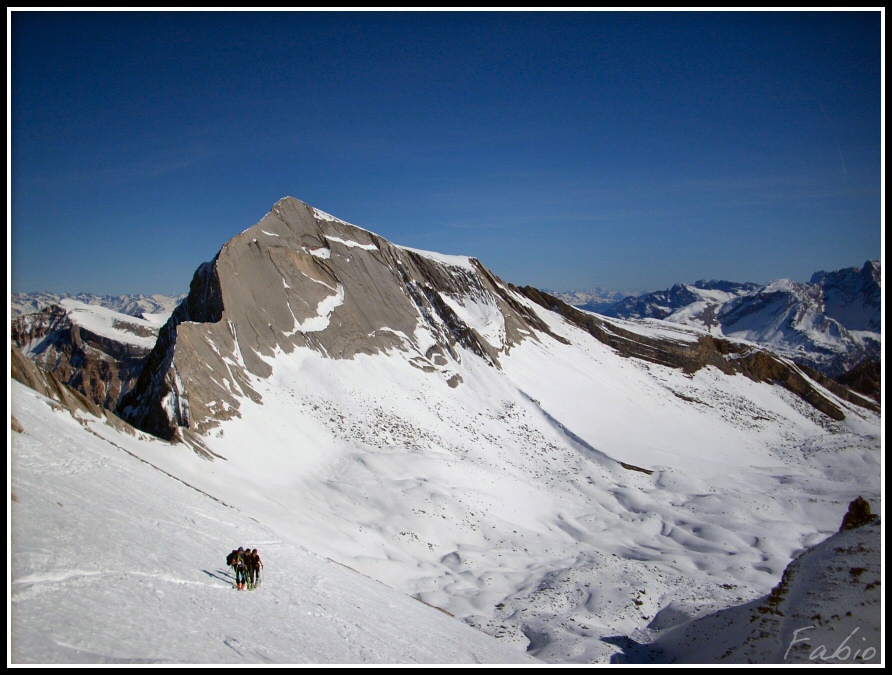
[118, 197, 554, 441]
[601, 263, 881, 377]
[516, 288, 878, 421]
[835, 359, 881, 403]
[839, 496, 878, 531]
[10, 344, 102, 418]
[12, 300, 159, 411]
[118, 197, 877, 448]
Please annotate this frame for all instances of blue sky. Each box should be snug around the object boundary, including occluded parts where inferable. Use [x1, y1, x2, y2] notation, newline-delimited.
[10, 10, 882, 296]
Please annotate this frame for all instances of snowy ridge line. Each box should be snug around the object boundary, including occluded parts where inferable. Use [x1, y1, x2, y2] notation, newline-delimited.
[310, 204, 379, 239]
[400, 246, 477, 271]
[325, 236, 378, 251]
[518, 389, 622, 467]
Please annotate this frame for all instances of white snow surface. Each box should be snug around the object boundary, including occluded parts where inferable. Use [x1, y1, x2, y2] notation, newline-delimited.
[325, 236, 378, 252]
[139, 312, 174, 327]
[307, 246, 332, 260]
[312, 207, 359, 228]
[646, 519, 881, 664]
[287, 284, 345, 334]
[10, 281, 882, 664]
[439, 293, 507, 349]
[9, 382, 537, 665]
[399, 246, 477, 271]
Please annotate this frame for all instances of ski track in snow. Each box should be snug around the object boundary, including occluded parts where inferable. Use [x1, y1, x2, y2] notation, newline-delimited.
[38, 296, 880, 664]
[10, 383, 537, 664]
[10, 264, 881, 664]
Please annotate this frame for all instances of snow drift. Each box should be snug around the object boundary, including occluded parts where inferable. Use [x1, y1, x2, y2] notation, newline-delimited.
[11, 197, 882, 663]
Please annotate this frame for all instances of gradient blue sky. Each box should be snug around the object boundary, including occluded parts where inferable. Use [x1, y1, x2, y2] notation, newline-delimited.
[10, 10, 882, 296]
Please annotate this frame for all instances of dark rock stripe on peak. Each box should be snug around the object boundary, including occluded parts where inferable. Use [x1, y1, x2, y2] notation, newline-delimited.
[516, 287, 877, 420]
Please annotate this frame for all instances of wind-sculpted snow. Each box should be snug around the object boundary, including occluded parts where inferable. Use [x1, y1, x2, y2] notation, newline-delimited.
[636, 503, 881, 664]
[64, 197, 879, 663]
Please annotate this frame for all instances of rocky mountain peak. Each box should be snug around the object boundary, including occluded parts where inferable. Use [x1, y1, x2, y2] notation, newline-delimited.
[114, 198, 877, 449]
[118, 197, 553, 442]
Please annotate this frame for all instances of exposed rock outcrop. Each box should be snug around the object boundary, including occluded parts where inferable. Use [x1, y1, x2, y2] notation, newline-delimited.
[516, 287, 879, 419]
[11, 344, 103, 418]
[12, 302, 157, 411]
[835, 359, 881, 403]
[839, 496, 878, 531]
[118, 197, 555, 441]
[600, 261, 881, 377]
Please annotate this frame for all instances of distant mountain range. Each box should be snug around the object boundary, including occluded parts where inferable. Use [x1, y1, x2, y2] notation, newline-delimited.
[10, 197, 880, 663]
[11, 291, 185, 322]
[556, 262, 880, 380]
[546, 288, 638, 313]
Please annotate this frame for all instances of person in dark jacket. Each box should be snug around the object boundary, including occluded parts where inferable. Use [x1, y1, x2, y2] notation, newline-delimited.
[252, 548, 263, 586]
[235, 547, 247, 590]
[244, 547, 257, 589]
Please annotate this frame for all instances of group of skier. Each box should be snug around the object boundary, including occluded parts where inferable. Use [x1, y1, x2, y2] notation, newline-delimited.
[227, 546, 263, 590]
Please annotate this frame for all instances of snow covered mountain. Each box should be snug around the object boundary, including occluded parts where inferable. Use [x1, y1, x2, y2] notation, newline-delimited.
[118, 197, 872, 445]
[11, 291, 185, 324]
[12, 299, 161, 411]
[11, 197, 882, 664]
[602, 279, 761, 324]
[600, 264, 881, 378]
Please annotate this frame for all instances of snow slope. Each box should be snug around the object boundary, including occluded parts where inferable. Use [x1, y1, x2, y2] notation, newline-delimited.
[639, 518, 881, 664]
[11, 199, 881, 664]
[9, 382, 537, 665]
[56, 298, 160, 350]
[90, 292, 880, 663]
